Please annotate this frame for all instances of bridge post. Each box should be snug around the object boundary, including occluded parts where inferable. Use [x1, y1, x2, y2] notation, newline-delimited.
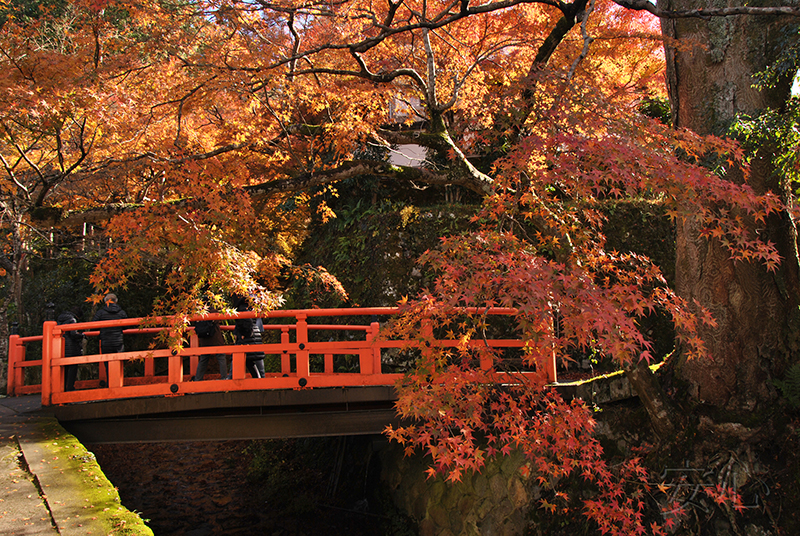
[295, 313, 310, 379]
[358, 349, 373, 375]
[188, 330, 199, 377]
[168, 332, 184, 386]
[420, 317, 434, 369]
[545, 307, 557, 384]
[41, 321, 57, 406]
[108, 358, 124, 388]
[144, 353, 155, 378]
[280, 327, 291, 374]
[545, 352, 557, 383]
[371, 321, 382, 374]
[98, 343, 108, 384]
[49, 325, 65, 398]
[7, 334, 21, 396]
[231, 351, 246, 379]
[169, 352, 183, 384]
[361, 322, 381, 375]
[480, 352, 493, 371]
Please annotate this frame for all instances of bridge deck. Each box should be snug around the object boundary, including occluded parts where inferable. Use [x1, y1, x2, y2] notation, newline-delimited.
[56, 386, 400, 443]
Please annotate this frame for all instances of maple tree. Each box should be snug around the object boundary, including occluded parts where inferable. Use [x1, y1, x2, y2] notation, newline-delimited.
[0, 0, 314, 326]
[2, 0, 800, 533]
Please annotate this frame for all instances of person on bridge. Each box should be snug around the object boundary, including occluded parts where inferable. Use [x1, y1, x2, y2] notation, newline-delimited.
[233, 297, 265, 379]
[193, 319, 228, 380]
[57, 309, 85, 391]
[91, 293, 127, 387]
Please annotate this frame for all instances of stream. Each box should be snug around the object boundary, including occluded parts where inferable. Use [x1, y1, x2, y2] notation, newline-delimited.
[92, 439, 388, 536]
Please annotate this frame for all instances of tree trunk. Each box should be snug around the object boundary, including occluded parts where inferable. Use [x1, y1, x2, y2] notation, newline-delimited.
[660, 1, 800, 410]
[0, 305, 7, 395]
[10, 222, 27, 326]
[624, 361, 678, 439]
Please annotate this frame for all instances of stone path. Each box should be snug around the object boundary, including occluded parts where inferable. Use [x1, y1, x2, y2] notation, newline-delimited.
[0, 394, 152, 535]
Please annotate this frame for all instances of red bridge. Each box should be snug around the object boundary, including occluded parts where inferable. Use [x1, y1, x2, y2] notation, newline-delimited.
[7, 307, 555, 443]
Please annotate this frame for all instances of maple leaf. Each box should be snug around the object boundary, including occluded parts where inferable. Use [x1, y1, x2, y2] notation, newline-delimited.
[539, 499, 557, 513]
[446, 469, 463, 483]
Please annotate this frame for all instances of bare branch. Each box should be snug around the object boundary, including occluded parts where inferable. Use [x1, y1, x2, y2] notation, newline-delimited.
[291, 63, 427, 88]
[423, 28, 439, 109]
[567, 0, 595, 80]
[51, 203, 139, 228]
[614, 0, 800, 18]
[286, 11, 301, 80]
[245, 158, 492, 196]
[81, 143, 249, 177]
[239, 0, 565, 71]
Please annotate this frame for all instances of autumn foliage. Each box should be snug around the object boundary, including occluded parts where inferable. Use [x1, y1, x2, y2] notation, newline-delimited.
[1, 0, 796, 533]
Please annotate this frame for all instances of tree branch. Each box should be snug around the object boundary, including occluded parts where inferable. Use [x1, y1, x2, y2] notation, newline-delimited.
[243, 0, 565, 71]
[244, 158, 492, 196]
[614, 0, 800, 18]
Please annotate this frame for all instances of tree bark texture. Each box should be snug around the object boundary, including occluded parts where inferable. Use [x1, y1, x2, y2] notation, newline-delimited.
[660, 0, 800, 410]
[625, 361, 678, 439]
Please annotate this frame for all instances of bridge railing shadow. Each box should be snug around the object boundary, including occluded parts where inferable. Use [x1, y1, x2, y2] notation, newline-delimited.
[7, 307, 554, 407]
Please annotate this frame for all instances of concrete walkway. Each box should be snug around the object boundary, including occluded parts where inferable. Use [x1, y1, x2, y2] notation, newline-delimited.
[0, 394, 153, 535]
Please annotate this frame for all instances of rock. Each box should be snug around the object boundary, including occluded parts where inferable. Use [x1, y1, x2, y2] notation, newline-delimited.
[745, 524, 773, 536]
[212, 495, 232, 507]
[507, 478, 528, 510]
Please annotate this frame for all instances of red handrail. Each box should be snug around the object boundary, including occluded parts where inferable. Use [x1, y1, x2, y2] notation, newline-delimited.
[8, 333, 42, 396]
[7, 307, 556, 406]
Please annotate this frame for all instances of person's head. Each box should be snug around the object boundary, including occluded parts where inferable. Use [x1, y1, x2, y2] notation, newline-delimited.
[57, 311, 76, 324]
[104, 293, 118, 305]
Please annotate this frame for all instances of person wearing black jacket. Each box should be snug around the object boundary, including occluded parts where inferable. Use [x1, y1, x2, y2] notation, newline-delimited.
[193, 319, 228, 380]
[57, 310, 85, 391]
[233, 296, 264, 379]
[91, 293, 127, 386]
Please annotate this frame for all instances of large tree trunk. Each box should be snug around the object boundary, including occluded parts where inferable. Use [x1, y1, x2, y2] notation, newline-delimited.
[660, 1, 800, 410]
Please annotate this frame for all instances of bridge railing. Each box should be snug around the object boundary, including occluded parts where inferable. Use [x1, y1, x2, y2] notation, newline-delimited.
[7, 307, 555, 406]
[7, 333, 44, 396]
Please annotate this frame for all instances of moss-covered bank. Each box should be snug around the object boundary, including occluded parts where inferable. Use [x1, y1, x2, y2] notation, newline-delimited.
[19, 417, 153, 535]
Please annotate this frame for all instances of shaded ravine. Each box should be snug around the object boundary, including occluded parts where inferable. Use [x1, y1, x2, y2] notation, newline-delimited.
[92, 439, 387, 536]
